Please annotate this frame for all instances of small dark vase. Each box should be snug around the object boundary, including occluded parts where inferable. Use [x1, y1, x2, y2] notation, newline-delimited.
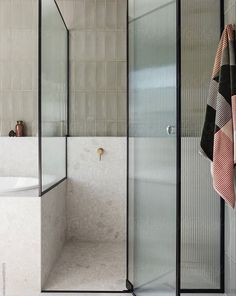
[15, 121, 24, 137]
[9, 130, 16, 137]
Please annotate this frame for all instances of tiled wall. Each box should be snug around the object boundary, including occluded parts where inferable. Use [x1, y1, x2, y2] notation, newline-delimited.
[56, 0, 127, 136]
[225, 2, 236, 295]
[0, 0, 38, 136]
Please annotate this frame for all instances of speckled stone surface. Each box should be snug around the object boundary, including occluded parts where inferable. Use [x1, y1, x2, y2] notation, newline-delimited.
[43, 240, 126, 291]
[0, 196, 41, 296]
[67, 137, 127, 242]
[41, 181, 67, 288]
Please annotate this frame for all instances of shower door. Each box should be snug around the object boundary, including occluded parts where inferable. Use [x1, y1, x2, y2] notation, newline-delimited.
[128, 0, 177, 295]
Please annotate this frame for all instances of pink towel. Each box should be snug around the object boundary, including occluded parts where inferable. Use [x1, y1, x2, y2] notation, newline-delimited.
[200, 24, 236, 208]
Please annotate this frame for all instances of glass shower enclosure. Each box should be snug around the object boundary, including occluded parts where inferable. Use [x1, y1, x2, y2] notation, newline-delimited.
[127, 0, 224, 295]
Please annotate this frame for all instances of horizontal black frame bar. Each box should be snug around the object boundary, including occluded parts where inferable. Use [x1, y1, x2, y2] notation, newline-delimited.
[180, 289, 224, 293]
[41, 290, 130, 294]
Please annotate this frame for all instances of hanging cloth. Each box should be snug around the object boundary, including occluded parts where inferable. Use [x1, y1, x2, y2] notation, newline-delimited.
[200, 24, 236, 209]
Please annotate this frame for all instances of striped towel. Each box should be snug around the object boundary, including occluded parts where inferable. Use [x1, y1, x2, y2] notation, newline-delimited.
[200, 24, 236, 209]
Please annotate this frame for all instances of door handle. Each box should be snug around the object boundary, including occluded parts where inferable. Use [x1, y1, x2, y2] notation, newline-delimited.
[166, 125, 176, 135]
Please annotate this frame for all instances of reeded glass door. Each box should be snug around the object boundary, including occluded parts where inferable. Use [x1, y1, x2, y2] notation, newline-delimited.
[128, 1, 177, 295]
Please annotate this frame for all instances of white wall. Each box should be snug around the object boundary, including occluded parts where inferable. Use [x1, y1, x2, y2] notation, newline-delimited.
[67, 137, 126, 242]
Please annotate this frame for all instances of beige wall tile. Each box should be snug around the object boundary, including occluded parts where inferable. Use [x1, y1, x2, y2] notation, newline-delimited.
[106, 0, 117, 29]
[106, 61, 117, 90]
[106, 91, 117, 121]
[117, 120, 126, 136]
[96, 119, 106, 135]
[105, 31, 116, 60]
[0, 0, 37, 136]
[117, 92, 126, 120]
[57, 0, 127, 136]
[96, 62, 106, 90]
[96, 31, 106, 60]
[116, 31, 126, 60]
[85, 0, 96, 29]
[107, 120, 117, 136]
[117, 61, 126, 90]
[117, 0, 127, 29]
[85, 62, 96, 90]
[74, 0, 85, 29]
[96, 0, 106, 29]
[75, 61, 86, 90]
[96, 91, 106, 120]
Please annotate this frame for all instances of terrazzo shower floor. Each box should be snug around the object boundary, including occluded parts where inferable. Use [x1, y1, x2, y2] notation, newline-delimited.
[43, 240, 126, 291]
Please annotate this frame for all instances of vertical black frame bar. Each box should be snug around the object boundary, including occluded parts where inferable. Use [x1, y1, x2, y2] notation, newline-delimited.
[38, 0, 69, 197]
[126, 1, 135, 293]
[126, 0, 135, 291]
[176, 0, 181, 295]
[220, 0, 225, 292]
[126, 0, 130, 286]
[179, 0, 225, 294]
[65, 21, 70, 179]
[38, 0, 42, 197]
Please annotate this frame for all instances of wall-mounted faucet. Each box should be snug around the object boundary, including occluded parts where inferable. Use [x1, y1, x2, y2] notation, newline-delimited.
[97, 148, 104, 161]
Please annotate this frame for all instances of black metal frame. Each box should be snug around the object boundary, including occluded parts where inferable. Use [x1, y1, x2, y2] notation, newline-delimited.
[179, 0, 225, 294]
[39, 1, 130, 293]
[41, 291, 130, 294]
[126, 0, 131, 290]
[38, 0, 70, 197]
[127, 0, 225, 295]
[176, 0, 181, 295]
[38, 0, 42, 197]
[126, 2, 136, 295]
[220, 1, 226, 293]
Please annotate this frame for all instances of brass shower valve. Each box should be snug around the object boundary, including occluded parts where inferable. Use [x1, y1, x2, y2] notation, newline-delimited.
[97, 148, 104, 161]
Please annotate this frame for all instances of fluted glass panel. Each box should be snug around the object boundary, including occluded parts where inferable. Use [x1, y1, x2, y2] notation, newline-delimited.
[128, 1, 176, 295]
[41, 0, 68, 192]
[181, 0, 221, 289]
